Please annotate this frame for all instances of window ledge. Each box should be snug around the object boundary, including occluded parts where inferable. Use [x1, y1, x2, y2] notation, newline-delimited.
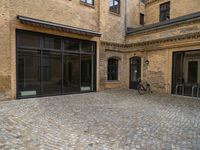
[109, 11, 121, 17]
[80, 1, 95, 9]
[106, 80, 121, 83]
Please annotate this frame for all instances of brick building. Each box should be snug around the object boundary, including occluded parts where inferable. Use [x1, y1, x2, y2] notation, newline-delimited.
[0, 0, 200, 99]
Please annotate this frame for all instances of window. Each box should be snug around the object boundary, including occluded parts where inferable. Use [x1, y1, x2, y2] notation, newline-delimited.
[81, 0, 94, 5]
[108, 58, 118, 80]
[17, 30, 96, 98]
[160, 2, 170, 21]
[188, 61, 198, 84]
[140, 0, 145, 3]
[109, 0, 120, 14]
[140, 13, 144, 25]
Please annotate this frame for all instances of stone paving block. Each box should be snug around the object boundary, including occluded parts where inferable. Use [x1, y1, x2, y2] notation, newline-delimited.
[0, 89, 199, 149]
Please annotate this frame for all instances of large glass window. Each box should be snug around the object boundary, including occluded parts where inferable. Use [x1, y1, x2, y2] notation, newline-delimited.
[81, 55, 93, 91]
[17, 50, 41, 97]
[18, 33, 40, 48]
[63, 54, 80, 93]
[42, 51, 62, 95]
[44, 37, 61, 50]
[17, 30, 96, 98]
[109, 0, 120, 14]
[160, 2, 170, 21]
[107, 58, 118, 81]
[172, 50, 200, 98]
[64, 39, 79, 51]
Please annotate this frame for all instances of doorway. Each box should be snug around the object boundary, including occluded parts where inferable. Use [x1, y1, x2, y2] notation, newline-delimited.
[130, 57, 141, 89]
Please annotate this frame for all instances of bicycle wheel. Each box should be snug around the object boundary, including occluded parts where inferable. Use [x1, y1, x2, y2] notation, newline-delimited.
[146, 84, 153, 93]
[137, 84, 146, 95]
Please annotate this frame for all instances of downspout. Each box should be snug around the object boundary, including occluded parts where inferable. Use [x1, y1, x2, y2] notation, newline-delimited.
[125, 0, 128, 35]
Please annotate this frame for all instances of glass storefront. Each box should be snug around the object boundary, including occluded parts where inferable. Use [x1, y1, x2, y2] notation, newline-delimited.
[17, 30, 96, 98]
[172, 50, 200, 98]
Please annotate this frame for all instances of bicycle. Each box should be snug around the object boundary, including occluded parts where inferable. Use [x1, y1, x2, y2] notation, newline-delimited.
[137, 79, 153, 95]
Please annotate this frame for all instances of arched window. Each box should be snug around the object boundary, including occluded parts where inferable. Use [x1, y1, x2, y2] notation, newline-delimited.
[107, 58, 118, 80]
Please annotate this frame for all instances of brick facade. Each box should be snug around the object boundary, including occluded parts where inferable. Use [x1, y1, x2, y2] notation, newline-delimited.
[0, 0, 200, 100]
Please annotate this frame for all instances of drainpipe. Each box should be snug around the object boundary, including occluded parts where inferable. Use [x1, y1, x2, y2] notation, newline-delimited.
[125, 0, 128, 34]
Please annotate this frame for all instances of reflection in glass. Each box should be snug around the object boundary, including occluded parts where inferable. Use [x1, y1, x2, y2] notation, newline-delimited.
[64, 39, 79, 51]
[44, 37, 61, 49]
[42, 51, 62, 95]
[81, 55, 93, 91]
[63, 54, 80, 93]
[81, 41, 93, 52]
[18, 33, 40, 47]
[17, 30, 96, 98]
[17, 50, 41, 97]
[172, 51, 200, 97]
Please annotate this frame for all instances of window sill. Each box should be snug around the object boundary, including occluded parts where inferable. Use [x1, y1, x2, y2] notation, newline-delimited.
[106, 80, 121, 83]
[80, 1, 95, 9]
[109, 11, 121, 17]
[139, 2, 145, 6]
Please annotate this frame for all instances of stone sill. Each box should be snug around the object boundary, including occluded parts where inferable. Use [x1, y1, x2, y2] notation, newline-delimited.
[80, 2, 95, 9]
[109, 11, 121, 17]
[106, 81, 121, 84]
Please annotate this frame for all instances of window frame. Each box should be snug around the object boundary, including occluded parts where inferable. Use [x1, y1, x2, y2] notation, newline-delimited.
[16, 30, 97, 99]
[160, 1, 170, 22]
[109, 0, 120, 15]
[107, 58, 119, 81]
[80, 0, 94, 6]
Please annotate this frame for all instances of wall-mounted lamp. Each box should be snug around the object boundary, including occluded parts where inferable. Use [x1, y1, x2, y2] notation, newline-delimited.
[145, 59, 149, 65]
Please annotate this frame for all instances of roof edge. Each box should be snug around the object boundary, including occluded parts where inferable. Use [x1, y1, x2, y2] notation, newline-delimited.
[126, 12, 200, 36]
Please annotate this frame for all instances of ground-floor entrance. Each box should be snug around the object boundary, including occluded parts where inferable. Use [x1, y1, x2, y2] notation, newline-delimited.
[130, 57, 141, 89]
[172, 50, 200, 98]
[16, 30, 96, 98]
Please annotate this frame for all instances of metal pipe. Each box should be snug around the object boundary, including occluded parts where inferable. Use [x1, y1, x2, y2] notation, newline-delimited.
[125, 0, 128, 34]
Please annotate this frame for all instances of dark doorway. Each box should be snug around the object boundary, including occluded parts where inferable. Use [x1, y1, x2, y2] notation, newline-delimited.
[130, 57, 141, 89]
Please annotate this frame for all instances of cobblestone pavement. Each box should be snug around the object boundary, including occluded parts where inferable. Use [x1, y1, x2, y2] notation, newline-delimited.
[0, 89, 200, 150]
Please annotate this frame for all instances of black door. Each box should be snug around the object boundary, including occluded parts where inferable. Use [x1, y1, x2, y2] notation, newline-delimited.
[130, 57, 141, 89]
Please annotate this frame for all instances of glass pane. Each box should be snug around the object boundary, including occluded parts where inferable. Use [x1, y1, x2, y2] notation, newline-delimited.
[63, 54, 80, 93]
[42, 51, 62, 95]
[114, 0, 118, 5]
[81, 55, 93, 91]
[87, 0, 93, 4]
[130, 58, 141, 82]
[64, 39, 79, 51]
[81, 41, 94, 52]
[44, 37, 61, 49]
[18, 32, 40, 48]
[108, 59, 118, 80]
[109, 0, 113, 6]
[188, 61, 198, 83]
[17, 50, 41, 97]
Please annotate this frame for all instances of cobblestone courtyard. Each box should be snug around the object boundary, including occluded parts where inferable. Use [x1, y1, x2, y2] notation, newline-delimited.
[0, 90, 200, 150]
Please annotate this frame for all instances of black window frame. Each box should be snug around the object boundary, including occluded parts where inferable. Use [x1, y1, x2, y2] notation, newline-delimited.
[140, 13, 145, 25]
[107, 58, 118, 81]
[160, 1, 170, 22]
[109, 0, 120, 14]
[80, 0, 94, 6]
[16, 30, 97, 99]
